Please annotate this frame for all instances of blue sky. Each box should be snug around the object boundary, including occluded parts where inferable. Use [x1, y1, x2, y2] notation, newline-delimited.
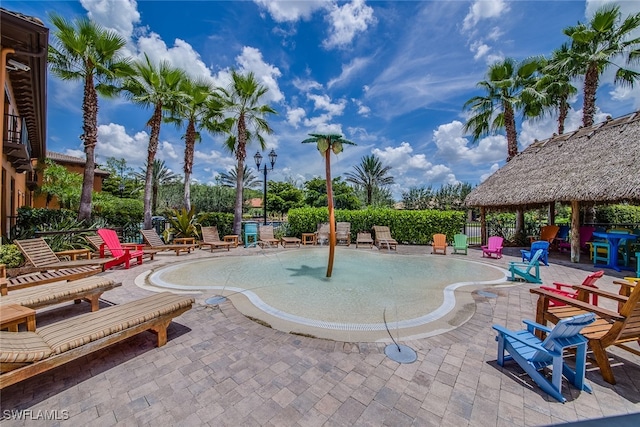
[6, 0, 640, 199]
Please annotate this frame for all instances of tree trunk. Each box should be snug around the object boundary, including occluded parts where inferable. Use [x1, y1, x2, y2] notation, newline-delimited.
[152, 183, 158, 215]
[582, 63, 599, 128]
[183, 120, 196, 211]
[571, 200, 580, 263]
[233, 114, 247, 235]
[503, 102, 518, 161]
[78, 74, 98, 222]
[143, 103, 163, 229]
[325, 150, 336, 278]
[557, 97, 569, 135]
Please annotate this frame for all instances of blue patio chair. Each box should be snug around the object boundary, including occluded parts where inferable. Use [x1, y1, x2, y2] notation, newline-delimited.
[521, 241, 550, 266]
[493, 312, 595, 402]
[508, 249, 543, 283]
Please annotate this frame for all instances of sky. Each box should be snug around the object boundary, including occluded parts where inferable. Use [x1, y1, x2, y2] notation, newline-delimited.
[5, 0, 640, 200]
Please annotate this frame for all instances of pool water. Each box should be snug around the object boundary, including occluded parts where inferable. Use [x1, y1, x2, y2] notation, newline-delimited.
[147, 247, 506, 337]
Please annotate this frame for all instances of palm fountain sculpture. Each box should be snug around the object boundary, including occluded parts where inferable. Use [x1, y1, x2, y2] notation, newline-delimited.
[301, 133, 356, 277]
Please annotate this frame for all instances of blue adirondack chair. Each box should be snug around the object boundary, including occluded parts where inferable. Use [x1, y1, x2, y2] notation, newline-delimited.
[493, 313, 595, 402]
[508, 249, 543, 283]
[521, 241, 550, 266]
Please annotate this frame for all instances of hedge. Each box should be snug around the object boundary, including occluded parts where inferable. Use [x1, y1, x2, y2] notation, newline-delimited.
[287, 207, 466, 245]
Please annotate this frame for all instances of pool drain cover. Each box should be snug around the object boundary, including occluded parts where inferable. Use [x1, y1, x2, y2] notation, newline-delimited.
[385, 344, 417, 364]
[206, 296, 227, 305]
[477, 291, 498, 298]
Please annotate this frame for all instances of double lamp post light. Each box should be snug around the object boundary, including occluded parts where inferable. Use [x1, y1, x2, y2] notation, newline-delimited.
[254, 149, 277, 225]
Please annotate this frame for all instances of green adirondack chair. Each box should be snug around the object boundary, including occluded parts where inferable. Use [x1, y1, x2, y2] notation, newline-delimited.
[452, 233, 468, 255]
[508, 249, 543, 283]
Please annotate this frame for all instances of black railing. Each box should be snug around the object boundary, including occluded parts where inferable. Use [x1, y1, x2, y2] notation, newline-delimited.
[3, 113, 32, 157]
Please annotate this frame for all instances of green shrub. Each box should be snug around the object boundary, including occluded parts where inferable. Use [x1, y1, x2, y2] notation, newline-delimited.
[595, 204, 640, 225]
[0, 244, 24, 268]
[92, 193, 144, 227]
[197, 212, 234, 237]
[287, 207, 466, 244]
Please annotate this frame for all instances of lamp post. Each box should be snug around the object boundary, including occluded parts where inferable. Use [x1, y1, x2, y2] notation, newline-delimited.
[254, 149, 277, 225]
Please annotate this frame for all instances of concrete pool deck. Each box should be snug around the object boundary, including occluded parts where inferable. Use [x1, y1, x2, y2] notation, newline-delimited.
[1, 244, 639, 426]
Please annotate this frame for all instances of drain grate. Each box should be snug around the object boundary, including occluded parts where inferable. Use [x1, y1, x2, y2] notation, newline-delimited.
[477, 290, 498, 298]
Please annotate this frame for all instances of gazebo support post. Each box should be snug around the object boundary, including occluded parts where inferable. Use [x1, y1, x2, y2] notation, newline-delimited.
[548, 202, 555, 226]
[570, 200, 580, 263]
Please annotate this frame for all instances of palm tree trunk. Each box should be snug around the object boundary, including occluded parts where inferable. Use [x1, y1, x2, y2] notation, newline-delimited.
[78, 75, 98, 222]
[557, 97, 569, 135]
[233, 115, 247, 235]
[152, 183, 158, 214]
[143, 103, 163, 229]
[183, 121, 196, 211]
[325, 150, 336, 278]
[582, 63, 599, 128]
[503, 102, 518, 161]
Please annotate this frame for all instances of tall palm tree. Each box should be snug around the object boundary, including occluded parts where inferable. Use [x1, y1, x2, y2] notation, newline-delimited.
[558, 5, 640, 127]
[47, 13, 131, 221]
[302, 133, 356, 278]
[219, 70, 277, 235]
[217, 165, 260, 189]
[463, 57, 543, 240]
[134, 160, 177, 214]
[344, 154, 394, 206]
[120, 54, 186, 229]
[463, 57, 543, 161]
[538, 45, 578, 135]
[166, 78, 227, 211]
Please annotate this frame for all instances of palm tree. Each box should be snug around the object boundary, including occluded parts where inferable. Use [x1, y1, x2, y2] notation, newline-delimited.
[558, 5, 640, 127]
[302, 133, 356, 278]
[217, 165, 261, 189]
[120, 54, 186, 229]
[134, 160, 177, 214]
[47, 13, 131, 221]
[166, 78, 227, 211]
[463, 57, 543, 161]
[219, 70, 277, 235]
[538, 45, 578, 135]
[344, 154, 394, 206]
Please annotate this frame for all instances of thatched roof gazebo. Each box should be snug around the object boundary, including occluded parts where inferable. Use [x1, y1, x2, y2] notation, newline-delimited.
[465, 110, 640, 262]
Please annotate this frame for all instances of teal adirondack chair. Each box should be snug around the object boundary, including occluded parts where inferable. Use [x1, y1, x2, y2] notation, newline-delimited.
[452, 233, 468, 255]
[508, 249, 543, 283]
[493, 313, 595, 402]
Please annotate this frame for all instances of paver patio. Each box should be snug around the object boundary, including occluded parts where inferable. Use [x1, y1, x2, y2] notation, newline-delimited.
[1, 244, 639, 426]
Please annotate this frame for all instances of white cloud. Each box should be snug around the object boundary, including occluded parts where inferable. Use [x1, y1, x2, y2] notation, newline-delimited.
[292, 78, 324, 93]
[372, 142, 432, 174]
[323, 0, 376, 49]
[80, 0, 140, 41]
[253, 0, 327, 22]
[470, 41, 490, 61]
[480, 163, 500, 182]
[235, 46, 285, 104]
[351, 99, 371, 117]
[287, 107, 306, 128]
[136, 33, 212, 81]
[462, 0, 510, 31]
[433, 120, 506, 165]
[327, 56, 372, 88]
[307, 94, 346, 116]
[96, 124, 149, 165]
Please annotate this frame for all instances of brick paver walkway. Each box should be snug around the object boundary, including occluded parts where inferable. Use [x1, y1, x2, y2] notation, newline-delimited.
[2, 244, 639, 426]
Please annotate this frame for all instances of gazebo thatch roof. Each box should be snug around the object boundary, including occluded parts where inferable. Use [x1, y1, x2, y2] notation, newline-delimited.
[465, 111, 640, 209]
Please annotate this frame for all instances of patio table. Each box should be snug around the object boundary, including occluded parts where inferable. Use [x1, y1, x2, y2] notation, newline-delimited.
[592, 232, 637, 272]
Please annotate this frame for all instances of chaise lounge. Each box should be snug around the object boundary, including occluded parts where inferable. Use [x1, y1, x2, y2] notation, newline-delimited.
[140, 229, 196, 256]
[0, 292, 195, 389]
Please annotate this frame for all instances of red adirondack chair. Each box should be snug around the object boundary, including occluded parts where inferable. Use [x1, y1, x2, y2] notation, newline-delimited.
[539, 270, 604, 307]
[97, 228, 146, 270]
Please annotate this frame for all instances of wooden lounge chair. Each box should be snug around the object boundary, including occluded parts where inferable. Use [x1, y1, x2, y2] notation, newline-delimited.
[539, 270, 604, 307]
[508, 249, 543, 283]
[431, 233, 447, 255]
[140, 229, 195, 256]
[481, 236, 503, 259]
[315, 223, 330, 246]
[336, 222, 351, 246]
[373, 226, 397, 250]
[97, 229, 156, 269]
[356, 232, 373, 249]
[530, 283, 640, 384]
[521, 241, 550, 266]
[280, 236, 301, 248]
[200, 226, 232, 251]
[0, 292, 194, 389]
[493, 313, 595, 402]
[452, 233, 468, 255]
[1, 263, 101, 296]
[0, 276, 121, 312]
[258, 225, 280, 248]
[14, 238, 112, 273]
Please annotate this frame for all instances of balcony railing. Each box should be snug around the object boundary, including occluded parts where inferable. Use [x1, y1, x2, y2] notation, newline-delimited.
[3, 113, 32, 170]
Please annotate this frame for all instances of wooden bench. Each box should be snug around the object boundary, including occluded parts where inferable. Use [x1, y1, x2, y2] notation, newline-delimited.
[0, 292, 195, 389]
[0, 276, 121, 312]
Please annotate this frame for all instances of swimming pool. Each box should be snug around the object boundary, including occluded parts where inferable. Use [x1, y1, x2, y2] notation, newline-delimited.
[144, 247, 508, 341]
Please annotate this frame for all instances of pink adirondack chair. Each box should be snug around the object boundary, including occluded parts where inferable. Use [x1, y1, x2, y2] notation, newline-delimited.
[97, 228, 145, 270]
[481, 236, 504, 259]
